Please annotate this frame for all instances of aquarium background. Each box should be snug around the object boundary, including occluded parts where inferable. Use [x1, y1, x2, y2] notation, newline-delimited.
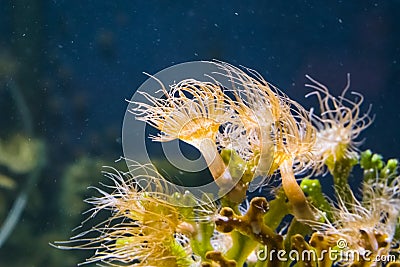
[0, 1, 399, 266]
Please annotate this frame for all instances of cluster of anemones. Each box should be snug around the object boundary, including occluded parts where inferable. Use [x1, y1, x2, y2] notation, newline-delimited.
[56, 61, 392, 267]
[131, 61, 371, 222]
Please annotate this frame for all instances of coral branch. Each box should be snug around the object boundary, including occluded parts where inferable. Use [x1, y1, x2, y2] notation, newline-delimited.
[216, 197, 284, 267]
[203, 251, 237, 267]
[291, 234, 317, 267]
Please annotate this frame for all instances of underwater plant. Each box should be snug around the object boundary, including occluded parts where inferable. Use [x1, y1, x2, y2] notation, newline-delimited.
[0, 74, 46, 248]
[55, 61, 400, 267]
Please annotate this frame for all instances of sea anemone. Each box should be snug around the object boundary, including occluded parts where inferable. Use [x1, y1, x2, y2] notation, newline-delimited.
[53, 163, 216, 267]
[130, 77, 238, 190]
[212, 61, 317, 221]
[305, 74, 373, 174]
[310, 175, 400, 266]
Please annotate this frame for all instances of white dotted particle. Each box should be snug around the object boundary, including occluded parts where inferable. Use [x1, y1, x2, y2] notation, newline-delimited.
[251, 221, 261, 235]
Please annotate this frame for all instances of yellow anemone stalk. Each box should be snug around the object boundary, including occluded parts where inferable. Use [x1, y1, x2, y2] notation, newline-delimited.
[271, 94, 317, 221]
[131, 78, 236, 188]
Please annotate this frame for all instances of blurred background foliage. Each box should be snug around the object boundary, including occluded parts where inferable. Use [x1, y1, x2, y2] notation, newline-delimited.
[0, 1, 399, 266]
